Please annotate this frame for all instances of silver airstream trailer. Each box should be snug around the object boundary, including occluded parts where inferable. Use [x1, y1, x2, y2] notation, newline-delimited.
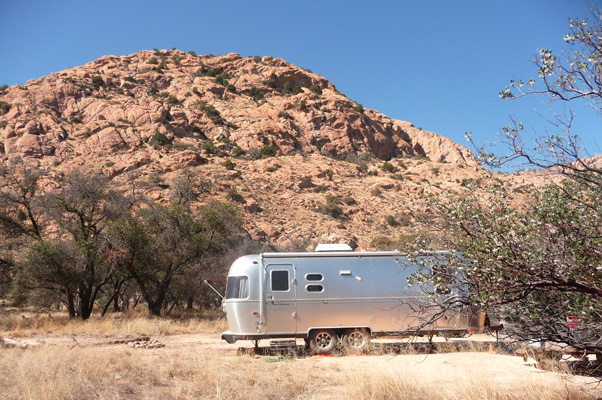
[220, 244, 490, 354]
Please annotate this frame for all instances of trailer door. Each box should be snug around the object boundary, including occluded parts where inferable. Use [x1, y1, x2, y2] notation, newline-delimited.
[265, 263, 296, 334]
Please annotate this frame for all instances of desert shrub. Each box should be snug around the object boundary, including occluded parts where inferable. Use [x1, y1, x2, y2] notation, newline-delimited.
[264, 79, 276, 88]
[188, 50, 197, 56]
[260, 144, 276, 158]
[200, 140, 215, 154]
[381, 162, 396, 173]
[227, 187, 244, 203]
[192, 87, 200, 96]
[245, 87, 264, 101]
[385, 215, 400, 227]
[149, 131, 168, 146]
[231, 146, 245, 157]
[278, 111, 294, 120]
[198, 101, 222, 125]
[156, 61, 167, 72]
[323, 169, 334, 179]
[368, 170, 378, 176]
[148, 57, 159, 65]
[309, 84, 322, 95]
[342, 196, 356, 206]
[222, 159, 235, 170]
[205, 67, 222, 77]
[321, 107, 331, 113]
[355, 104, 364, 114]
[461, 178, 481, 187]
[298, 99, 307, 111]
[324, 194, 340, 204]
[253, 55, 262, 62]
[316, 195, 343, 218]
[246, 147, 261, 160]
[166, 95, 178, 105]
[124, 76, 136, 83]
[69, 116, 82, 124]
[313, 185, 328, 193]
[431, 167, 440, 176]
[104, 161, 115, 167]
[371, 187, 382, 196]
[265, 56, 273, 61]
[92, 76, 105, 87]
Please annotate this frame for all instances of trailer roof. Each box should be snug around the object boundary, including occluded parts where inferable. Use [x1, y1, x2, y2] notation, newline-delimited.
[261, 251, 402, 258]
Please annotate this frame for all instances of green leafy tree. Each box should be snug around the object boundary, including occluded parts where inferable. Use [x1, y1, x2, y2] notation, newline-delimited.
[111, 201, 241, 316]
[0, 165, 130, 319]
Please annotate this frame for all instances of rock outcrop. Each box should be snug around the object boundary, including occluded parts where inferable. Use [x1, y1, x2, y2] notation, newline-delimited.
[0, 50, 531, 249]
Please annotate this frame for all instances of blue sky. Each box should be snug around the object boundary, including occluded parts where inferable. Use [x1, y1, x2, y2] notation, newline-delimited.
[1, 0, 600, 164]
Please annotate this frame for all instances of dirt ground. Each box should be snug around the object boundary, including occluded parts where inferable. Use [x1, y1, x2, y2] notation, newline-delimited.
[7, 332, 601, 399]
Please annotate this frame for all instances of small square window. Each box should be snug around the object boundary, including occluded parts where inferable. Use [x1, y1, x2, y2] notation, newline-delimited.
[271, 270, 289, 291]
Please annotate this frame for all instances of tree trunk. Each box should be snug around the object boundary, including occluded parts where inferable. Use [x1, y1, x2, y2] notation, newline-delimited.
[186, 295, 194, 310]
[66, 292, 76, 318]
[148, 301, 162, 316]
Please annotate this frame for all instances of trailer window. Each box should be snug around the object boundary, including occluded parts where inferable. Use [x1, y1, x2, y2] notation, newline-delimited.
[305, 273, 323, 281]
[226, 276, 249, 299]
[306, 284, 323, 292]
[271, 270, 289, 291]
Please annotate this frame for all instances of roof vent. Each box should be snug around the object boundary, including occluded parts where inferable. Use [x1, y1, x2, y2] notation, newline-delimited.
[315, 243, 353, 252]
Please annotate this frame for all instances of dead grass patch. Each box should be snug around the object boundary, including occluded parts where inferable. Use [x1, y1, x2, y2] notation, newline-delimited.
[0, 310, 228, 337]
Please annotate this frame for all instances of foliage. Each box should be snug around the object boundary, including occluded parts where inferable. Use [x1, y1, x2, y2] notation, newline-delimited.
[231, 146, 246, 158]
[147, 57, 159, 65]
[244, 87, 264, 101]
[342, 196, 357, 206]
[260, 144, 276, 158]
[226, 188, 244, 203]
[149, 131, 168, 147]
[355, 104, 364, 114]
[92, 76, 105, 87]
[309, 84, 323, 95]
[199, 140, 215, 154]
[198, 101, 222, 125]
[166, 95, 178, 105]
[381, 162, 396, 173]
[222, 159, 235, 170]
[428, 9, 602, 364]
[110, 201, 241, 316]
[0, 165, 129, 320]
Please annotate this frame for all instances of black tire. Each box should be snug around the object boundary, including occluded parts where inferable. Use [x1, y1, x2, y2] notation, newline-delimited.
[342, 328, 371, 354]
[309, 329, 338, 354]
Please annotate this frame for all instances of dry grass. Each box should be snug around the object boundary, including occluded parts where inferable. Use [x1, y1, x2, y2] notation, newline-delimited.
[0, 345, 326, 400]
[0, 345, 598, 400]
[0, 309, 228, 337]
[1, 311, 600, 399]
[342, 361, 593, 400]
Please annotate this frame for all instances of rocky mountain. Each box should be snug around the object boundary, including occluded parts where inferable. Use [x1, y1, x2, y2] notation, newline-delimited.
[0, 50, 537, 250]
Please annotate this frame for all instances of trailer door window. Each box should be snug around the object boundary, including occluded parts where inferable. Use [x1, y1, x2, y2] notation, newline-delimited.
[271, 270, 289, 291]
[226, 276, 249, 299]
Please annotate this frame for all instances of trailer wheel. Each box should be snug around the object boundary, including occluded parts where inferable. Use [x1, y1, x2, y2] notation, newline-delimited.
[309, 329, 338, 354]
[342, 329, 371, 353]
